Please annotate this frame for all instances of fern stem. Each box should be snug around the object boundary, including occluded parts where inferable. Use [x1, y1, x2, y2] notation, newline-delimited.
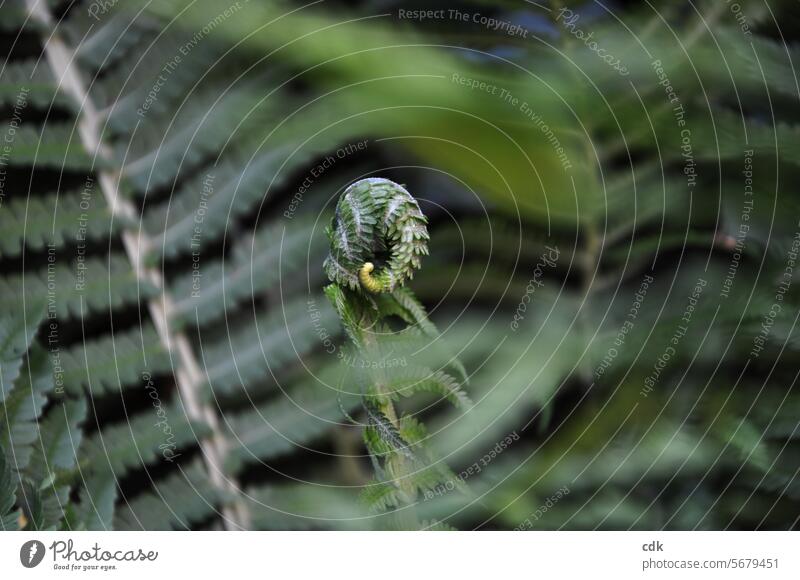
[324, 178, 463, 529]
[25, 0, 249, 529]
[360, 324, 420, 529]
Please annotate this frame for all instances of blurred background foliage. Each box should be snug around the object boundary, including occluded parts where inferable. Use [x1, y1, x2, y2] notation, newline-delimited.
[1, 0, 799, 530]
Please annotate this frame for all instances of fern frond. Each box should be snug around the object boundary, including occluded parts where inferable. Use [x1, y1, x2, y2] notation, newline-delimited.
[143, 149, 280, 249]
[753, 450, 800, 500]
[67, 8, 160, 74]
[0, 0, 38, 31]
[360, 480, 404, 512]
[0, 444, 21, 530]
[0, 280, 44, 402]
[113, 459, 222, 530]
[23, 398, 86, 530]
[382, 287, 438, 335]
[247, 484, 367, 530]
[0, 346, 53, 472]
[671, 111, 800, 166]
[323, 283, 371, 348]
[324, 178, 429, 293]
[223, 385, 360, 473]
[716, 416, 773, 475]
[422, 519, 457, 531]
[92, 28, 245, 132]
[363, 400, 415, 461]
[710, 27, 800, 99]
[388, 366, 470, 408]
[120, 84, 281, 190]
[7, 255, 156, 320]
[0, 59, 74, 110]
[27, 398, 86, 480]
[168, 216, 326, 328]
[80, 405, 208, 477]
[199, 298, 339, 397]
[1, 189, 118, 258]
[18, 478, 45, 530]
[381, 286, 468, 384]
[0, 123, 96, 169]
[757, 397, 800, 439]
[71, 468, 117, 531]
[323, 179, 468, 528]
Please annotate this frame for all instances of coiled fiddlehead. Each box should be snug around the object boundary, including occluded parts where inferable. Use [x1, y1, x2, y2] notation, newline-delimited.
[324, 178, 429, 294]
[323, 178, 468, 529]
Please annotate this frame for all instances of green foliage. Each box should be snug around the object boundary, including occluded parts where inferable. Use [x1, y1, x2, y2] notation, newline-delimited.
[168, 216, 327, 328]
[0, 59, 74, 110]
[58, 326, 171, 395]
[246, 484, 367, 530]
[0, 346, 53, 472]
[5, 255, 156, 320]
[1, 189, 118, 259]
[324, 178, 429, 292]
[80, 405, 208, 477]
[72, 468, 118, 531]
[0, 443, 21, 529]
[0, 307, 90, 530]
[223, 383, 360, 473]
[1, 0, 799, 532]
[1, 123, 96, 170]
[199, 299, 339, 397]
[112, 459, 222, 530]
[324, 178, 468, 527]
[142, 146, 322, 259]
[0, 280, 44, 402]
[387, 366, 471, 408]
[23, 398, 86, 530]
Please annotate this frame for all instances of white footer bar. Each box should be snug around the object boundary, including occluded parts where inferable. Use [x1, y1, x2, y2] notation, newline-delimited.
[1, 531, 796, 578]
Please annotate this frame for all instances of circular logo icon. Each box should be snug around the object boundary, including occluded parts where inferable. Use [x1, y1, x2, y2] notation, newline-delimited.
[20, 540, 46, 568]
